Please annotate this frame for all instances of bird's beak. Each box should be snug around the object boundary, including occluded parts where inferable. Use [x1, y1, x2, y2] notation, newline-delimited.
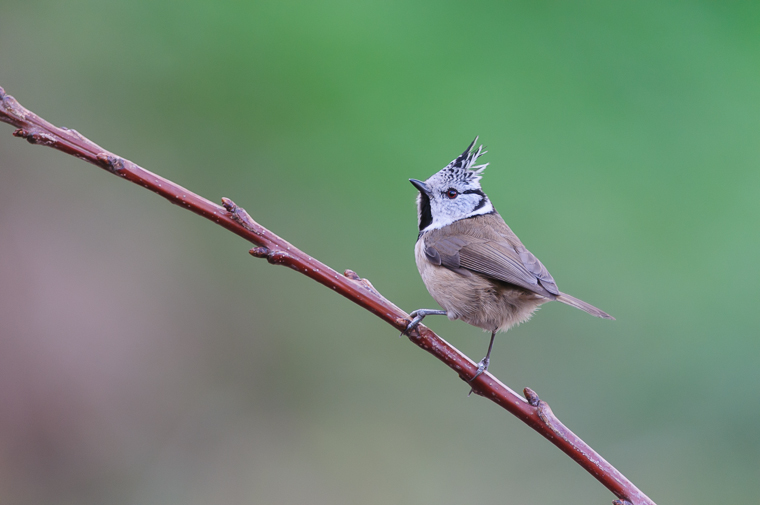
[409, 179, 431, 195]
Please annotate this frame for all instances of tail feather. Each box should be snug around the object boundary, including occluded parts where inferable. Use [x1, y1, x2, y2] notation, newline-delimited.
[556, 293, 615, 320]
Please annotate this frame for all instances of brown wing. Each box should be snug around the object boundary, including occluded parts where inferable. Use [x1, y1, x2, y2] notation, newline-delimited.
[511, 243, 559, 296]
[423, 215, 559, 298]
[423, 235, 472, 277]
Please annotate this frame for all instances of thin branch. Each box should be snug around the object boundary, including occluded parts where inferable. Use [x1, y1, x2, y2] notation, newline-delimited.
[0, 86, 655, 505]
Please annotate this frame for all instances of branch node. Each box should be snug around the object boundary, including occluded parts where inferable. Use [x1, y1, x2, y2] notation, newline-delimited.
[343, 269, 380, 295]
[343, 269, 361, 281]
[222, 197, 261, 234]
[613, 501, 633, 505]
[524, 387, 540, 407]
[248, 246, 293, 267]
[96, 153, 125, 174]
[13, 128, 55, 146]
[536, 397, 555, 425]
[61, 127, 85, 140]
[360, 277, 377, 292]
[265, 250, 292, 265]
[0, 89, 28, 123]
[221, 197, 237, 212]
[249, 246, 270, 258]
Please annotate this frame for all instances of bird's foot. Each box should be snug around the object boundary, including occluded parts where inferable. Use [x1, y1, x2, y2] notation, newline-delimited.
[469, 356, 490, 382]
[467, 356, 490, 396]
[400, 309, 447, 336]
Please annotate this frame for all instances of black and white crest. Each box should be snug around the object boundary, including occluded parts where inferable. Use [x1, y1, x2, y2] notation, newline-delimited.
[444, 136, 489, 171]
[411, 137, 494, 234]
[424, 136, 489, 191]
[440, 136, 489, 183]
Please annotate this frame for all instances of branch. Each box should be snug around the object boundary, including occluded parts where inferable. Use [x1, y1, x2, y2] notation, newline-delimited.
[0, 86, 654, 505]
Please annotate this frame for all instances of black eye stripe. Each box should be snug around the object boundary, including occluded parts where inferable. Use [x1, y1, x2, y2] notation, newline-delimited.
[441, 188, 484, 199]
[461, 189, 485, 197]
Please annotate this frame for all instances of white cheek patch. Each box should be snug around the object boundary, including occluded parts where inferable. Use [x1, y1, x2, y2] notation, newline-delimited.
[469, 200, 494, 218]
[422, 198, 493, 232]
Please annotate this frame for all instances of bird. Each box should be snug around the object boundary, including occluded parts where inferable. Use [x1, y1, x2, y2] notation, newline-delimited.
[405, 137, 614, 382]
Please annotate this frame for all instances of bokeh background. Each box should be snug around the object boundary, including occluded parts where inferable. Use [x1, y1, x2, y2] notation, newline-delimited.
[1, 2, 758, 504]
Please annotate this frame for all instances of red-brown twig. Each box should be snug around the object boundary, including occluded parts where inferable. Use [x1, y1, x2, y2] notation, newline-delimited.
[0, 86, 654, 505]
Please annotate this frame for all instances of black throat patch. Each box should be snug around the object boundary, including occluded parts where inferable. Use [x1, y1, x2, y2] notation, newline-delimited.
[417, 191, 432, 235]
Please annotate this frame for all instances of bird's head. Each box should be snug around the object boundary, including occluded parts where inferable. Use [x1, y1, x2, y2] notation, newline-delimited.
[410, 137, 493, 234]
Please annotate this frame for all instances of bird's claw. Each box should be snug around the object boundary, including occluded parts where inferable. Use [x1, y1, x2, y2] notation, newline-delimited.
[400, 311, 424, 337]
[467, 357, 490, 396]
[400, 309, 448, 337]
[468, 357, 489, 383]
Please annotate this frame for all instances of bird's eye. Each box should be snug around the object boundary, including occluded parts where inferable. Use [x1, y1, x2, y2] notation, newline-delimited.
[446, 188, 458, 199]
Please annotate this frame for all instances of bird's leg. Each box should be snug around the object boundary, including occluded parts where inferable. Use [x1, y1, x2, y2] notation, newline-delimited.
[469, 330, 497, 382]
[401, 309, 448, 336]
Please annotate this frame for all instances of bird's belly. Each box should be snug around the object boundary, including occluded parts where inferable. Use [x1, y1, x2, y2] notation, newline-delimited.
[415, 240, 547, 332]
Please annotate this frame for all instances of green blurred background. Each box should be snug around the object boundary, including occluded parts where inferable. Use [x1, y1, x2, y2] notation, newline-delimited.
[1, 1, 758, 504]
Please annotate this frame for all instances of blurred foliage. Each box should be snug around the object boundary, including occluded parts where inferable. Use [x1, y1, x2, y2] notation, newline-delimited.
[0, 1, 758, 504]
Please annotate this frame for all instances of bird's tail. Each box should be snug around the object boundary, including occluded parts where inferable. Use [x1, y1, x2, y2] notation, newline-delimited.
[556, 293, 615, 320]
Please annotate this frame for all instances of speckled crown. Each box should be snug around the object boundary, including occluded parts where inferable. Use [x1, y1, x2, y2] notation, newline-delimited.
[438, 136, 488, 183]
